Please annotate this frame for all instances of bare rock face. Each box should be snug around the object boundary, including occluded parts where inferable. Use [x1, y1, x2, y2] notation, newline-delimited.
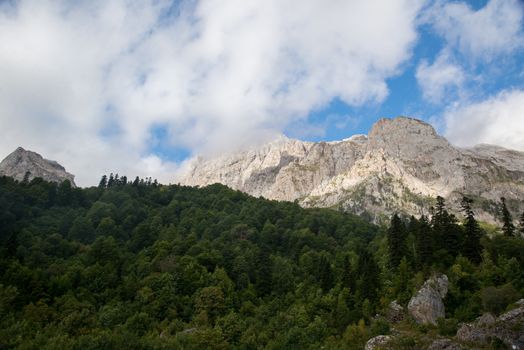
[386, 300, 405, 323]
[408, 274, 449, 325]
[427, 339, 464, 350]
[365, 335, 392, 350]
[181, 117, 524, 223]
[0, 147, 75, 186]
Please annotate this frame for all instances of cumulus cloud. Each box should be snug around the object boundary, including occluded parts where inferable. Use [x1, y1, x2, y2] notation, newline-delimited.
[444, 90, 524, 151]
[0, 0, 426, 186]
[426, 0, 524, 60]
[416, 51, 465, 103]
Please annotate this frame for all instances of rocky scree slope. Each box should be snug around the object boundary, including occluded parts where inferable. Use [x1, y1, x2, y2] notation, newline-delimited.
[182, 117, 524, 223]
[0, 147, 75, 186]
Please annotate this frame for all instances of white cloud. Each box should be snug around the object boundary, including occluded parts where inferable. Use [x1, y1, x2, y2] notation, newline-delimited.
[427, 0, 524, 60]
[416, 51, 465, 103]
[0, 0, 425, 186]
[444, 90, 524, 151]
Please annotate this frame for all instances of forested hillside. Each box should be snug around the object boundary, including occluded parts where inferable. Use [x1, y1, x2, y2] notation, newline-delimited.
[0, 175, 523, 349]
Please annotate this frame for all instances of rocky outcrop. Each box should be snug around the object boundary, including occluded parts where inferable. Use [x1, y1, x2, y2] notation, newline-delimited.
[408, 274, 449, 325]
[0, 147, 75, 186]
[386, 300, 404, 323]
[364, 335, 392, 350]
[427, 339, 464, 350]
[456, 300, 524, 349]
[181, 117, 524, 223]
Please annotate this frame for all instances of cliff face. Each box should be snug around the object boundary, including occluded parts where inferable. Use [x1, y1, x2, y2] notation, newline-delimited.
[182, 117, 524, 223]
[0, 147, 75, 186]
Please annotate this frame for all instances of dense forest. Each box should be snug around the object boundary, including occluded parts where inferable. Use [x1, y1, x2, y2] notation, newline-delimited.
[0, 175, 523, 349]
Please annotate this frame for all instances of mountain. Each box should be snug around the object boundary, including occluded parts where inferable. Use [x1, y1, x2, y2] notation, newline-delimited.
[0, 147, 75, 186]
[182, 117, 524, 223]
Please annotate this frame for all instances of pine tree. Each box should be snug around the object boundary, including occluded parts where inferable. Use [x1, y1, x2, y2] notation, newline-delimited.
[500, 197, 515, 237]
[461, 196, 482, 263]
[255, 247, 272, 297]
[519, 211, 524, 237]
[22, 171, 31, 184]
[387, 214, 407, 269]
[107, 173, 115, 187]
[342, 255, 355, 292]
[415, 215, 433, 268]
[319, 256, 335, 292]
[431, 196, 460, 256]
[98, 175, 107, 188]
[356, 249, 380, 305]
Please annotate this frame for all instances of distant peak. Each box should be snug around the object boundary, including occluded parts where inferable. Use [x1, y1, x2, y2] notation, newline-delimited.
[0, 147, 75, 186]
[369, 116, 437, 138]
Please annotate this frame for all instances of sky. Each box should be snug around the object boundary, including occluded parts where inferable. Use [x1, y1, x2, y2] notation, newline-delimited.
[0, 0, 523, 186]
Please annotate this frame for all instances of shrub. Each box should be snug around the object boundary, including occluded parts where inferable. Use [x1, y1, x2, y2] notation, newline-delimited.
[369, 318, 391, 337]
[436, 318, 458, 336]
[481, 284, 520, 315]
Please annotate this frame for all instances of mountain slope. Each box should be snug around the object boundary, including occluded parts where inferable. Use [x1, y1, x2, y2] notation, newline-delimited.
[0, 147, 75, 186]
[182, 117, 524, 223]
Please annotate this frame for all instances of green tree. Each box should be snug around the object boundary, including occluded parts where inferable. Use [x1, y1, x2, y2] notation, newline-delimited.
[461, 196, 482, 263]
[255, 247, 272, 297]
[518, 210, 524, 237]
[319, 255, 335, 292]
[391, 257, 413, 304]
[414, 215, 432, 268]
[68, 216, 94, 243]
[387, 214, 407, 269]
[341, 255, 355, 292]
[356, 249, 380, 307]
[432, 196, 461, 257]
[107, 173, 115, 187]
[500, 197, 515, 237]
[195, 286, 226, 325]
[98, 175, 107, 188]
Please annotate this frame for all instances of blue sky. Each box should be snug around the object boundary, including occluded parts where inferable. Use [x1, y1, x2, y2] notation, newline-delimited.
[293, 0, 524, 142]
[0, 0, 523, 185]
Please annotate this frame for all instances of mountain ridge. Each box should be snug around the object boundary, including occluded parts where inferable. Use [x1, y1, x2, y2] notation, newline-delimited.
[182, 116, 524, 223]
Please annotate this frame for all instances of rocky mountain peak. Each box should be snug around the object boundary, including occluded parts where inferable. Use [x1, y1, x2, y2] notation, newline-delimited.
[0, 147, 75, 186]
[181, 117, 524, 223]
[367, 117, 449, 155]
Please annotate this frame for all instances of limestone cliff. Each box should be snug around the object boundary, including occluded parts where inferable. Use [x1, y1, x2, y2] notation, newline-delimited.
[0, 147, 75, 186]
[182, 117, 524, 223]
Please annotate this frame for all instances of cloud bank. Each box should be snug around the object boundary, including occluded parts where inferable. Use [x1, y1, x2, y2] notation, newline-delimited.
[444, 90, 524, 151]
[426, 0, 524, 61]
[0, 0, 425, 186]
[416, 51, 465, 104]
[420, 0, 524, 150]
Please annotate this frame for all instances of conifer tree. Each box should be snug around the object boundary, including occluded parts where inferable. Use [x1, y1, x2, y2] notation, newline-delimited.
[415, 215, 433, 268]
[519, 211, 524, 237]
[342, 255, 355, 292]
[255, 247, 272, 297]
[461, 196, 482, 263]
[500, 197, 515, 237]
[431, 196, 460, 256]
[356, 249, 380, 305]
[22, 171, 31, 184]
[107, 173, 115, 187]
[387, 214, 406, 269]
[319, 256, 335, 292]
[98, 175, 107, 188]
